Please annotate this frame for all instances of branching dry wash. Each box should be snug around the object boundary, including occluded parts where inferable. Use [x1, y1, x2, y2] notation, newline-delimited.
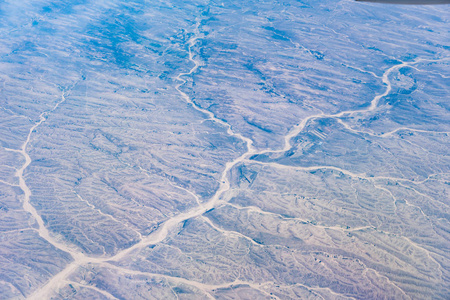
[0, 1, 448, 299]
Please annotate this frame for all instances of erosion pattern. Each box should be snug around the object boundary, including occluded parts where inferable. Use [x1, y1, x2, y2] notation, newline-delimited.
[0, 0, 449, 299]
